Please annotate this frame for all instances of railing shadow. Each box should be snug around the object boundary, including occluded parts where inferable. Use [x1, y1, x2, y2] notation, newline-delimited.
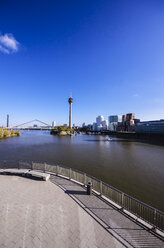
[65, 189, 87, 195]
[51, 175, 164, 248]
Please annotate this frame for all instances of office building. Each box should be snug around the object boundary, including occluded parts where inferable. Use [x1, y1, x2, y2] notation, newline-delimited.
[135, 119, 164, 133]
[102, 120, 108, 130]
[121, 113, 136, 131]
[109, 115, 122, 123]
[52, 121, 56, 128]
[108, 115, 122, 131]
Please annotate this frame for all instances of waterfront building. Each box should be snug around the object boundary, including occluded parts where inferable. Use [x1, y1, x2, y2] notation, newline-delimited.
[109, 115, 122, 123]
[82, 122, 85, 128]
[102, 120, 108, 130]
[87, 124, 92, 129]
[120, 113, 136, 131]
[81, 123, 92, 130]
[52, 121, 56, 128]
[109, 123, 117, 131]
[135, 119, 164, 133]
[97, 124, 103, 131]
[96, 115, 104, 125]
[108, 115, 122, 131]
[93, 116, 108, 131]
[63, 124, 68, 127]
[93, 122, 97, 131]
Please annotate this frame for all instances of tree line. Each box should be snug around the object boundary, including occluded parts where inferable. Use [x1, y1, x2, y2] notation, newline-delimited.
[0, 128, 21, 139]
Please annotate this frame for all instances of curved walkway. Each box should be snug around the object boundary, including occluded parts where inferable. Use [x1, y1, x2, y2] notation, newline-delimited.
[0, 174, 163, 248]
[50, 175, 164, 248]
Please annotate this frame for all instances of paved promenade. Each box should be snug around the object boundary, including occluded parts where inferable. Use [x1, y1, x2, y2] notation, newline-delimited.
[0, 174, 163, 248]
[50, 175, 164, 248]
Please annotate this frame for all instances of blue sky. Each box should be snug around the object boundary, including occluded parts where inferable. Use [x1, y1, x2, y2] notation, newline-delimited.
[0, 0, 164, 126]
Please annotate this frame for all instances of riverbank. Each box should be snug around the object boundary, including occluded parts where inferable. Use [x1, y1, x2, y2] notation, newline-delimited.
[50, 129, 77, 136]
[0, 128, 20, 139]
[86, 130, 164, 145]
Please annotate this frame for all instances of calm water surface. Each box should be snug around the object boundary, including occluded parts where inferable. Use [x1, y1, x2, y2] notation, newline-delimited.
[0, 130, 163, 211]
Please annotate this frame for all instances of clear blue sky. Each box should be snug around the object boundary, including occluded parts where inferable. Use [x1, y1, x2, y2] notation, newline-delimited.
[0, 0, 164, 126]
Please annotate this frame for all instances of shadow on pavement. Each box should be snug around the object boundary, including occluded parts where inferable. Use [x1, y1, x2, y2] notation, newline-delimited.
[65, 189, 87, 195]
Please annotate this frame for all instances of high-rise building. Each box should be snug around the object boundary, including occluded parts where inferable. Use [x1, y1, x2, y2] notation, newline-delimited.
[52, 121, 56, 128]
[118, 113, 137, 131]
[102, 120, 108, 130]
[108, 115, 122, 131]
[123, 113, 135, 131]
[109, 115, 122, 123]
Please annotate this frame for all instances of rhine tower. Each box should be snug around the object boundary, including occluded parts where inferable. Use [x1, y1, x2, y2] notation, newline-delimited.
[68, 96, 73, 128]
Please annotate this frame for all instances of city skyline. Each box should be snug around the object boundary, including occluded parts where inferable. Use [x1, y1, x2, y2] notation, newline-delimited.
[0, 0, 164, 126]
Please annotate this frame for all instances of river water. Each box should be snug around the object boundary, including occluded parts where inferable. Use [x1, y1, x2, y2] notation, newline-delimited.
[0, 130, 163, 211]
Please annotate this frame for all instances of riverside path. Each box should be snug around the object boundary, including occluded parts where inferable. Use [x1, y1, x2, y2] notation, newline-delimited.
[0, 173, 163, 248]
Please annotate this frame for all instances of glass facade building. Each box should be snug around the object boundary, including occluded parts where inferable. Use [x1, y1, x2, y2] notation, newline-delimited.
[135, 120, 164, 133]
[108, 115, 122, 123]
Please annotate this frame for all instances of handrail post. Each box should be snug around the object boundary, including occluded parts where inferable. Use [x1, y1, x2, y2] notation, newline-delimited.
[100, 181, 102, 196]
[4, 160, 6, 169]
[69, 168, 71, 180]
[44, 163, 46, 173]
[31, 161, 33, 170]
[18, 161, 20, 170]
[56, 165, 58, 176]
[84, 173, 86, 186]
[121, 193, 124, 208]
[153, 209, 157, 228]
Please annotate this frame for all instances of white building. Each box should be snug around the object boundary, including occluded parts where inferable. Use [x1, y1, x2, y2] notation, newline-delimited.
[93, 116, 108, 131]
[52, 121, 56, 128]
[96, 116, 104, 126]
[102, 120, 108, 130]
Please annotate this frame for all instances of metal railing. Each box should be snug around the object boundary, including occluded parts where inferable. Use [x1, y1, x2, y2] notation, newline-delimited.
[0, 160, 163, 232]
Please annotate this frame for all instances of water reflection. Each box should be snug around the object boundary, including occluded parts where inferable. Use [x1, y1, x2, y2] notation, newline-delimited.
[0, 131, 163, 210]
